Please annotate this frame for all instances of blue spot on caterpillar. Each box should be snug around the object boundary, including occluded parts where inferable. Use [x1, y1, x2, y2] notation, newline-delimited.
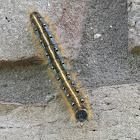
[30, 11, 90, 122]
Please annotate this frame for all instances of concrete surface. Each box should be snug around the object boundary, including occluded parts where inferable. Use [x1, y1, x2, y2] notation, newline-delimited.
[128, 0, 140, 53]
[0, 0, 140, 139]
[0, 83, 140, 139]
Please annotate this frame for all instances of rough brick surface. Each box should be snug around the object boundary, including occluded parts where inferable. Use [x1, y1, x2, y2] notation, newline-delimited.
[128, 0, 140, 53]
[0, 83, 140, 140]
[0, 0, 87, 61]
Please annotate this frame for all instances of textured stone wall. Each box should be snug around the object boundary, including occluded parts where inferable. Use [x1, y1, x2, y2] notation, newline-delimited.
[0, 0, 140, 139]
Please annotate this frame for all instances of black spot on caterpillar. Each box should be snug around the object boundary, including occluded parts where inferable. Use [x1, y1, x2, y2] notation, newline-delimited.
[30, 11, 90, 122]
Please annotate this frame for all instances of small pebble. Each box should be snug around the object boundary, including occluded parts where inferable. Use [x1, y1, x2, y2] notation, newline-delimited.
[94, 33, 102, 39]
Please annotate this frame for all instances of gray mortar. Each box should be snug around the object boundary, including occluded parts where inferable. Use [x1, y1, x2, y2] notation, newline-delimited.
[72, 0, 140, 88]
[0, 65, 58, 104]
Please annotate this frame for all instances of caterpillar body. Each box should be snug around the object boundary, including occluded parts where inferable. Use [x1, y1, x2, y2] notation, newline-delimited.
[30, 12, 90, 122]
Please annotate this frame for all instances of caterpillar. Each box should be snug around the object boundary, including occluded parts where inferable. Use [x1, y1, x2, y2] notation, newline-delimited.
[30, 11, 90, 122]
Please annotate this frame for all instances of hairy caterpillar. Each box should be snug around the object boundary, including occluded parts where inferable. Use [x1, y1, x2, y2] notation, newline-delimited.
[30, 11, 90, 122]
